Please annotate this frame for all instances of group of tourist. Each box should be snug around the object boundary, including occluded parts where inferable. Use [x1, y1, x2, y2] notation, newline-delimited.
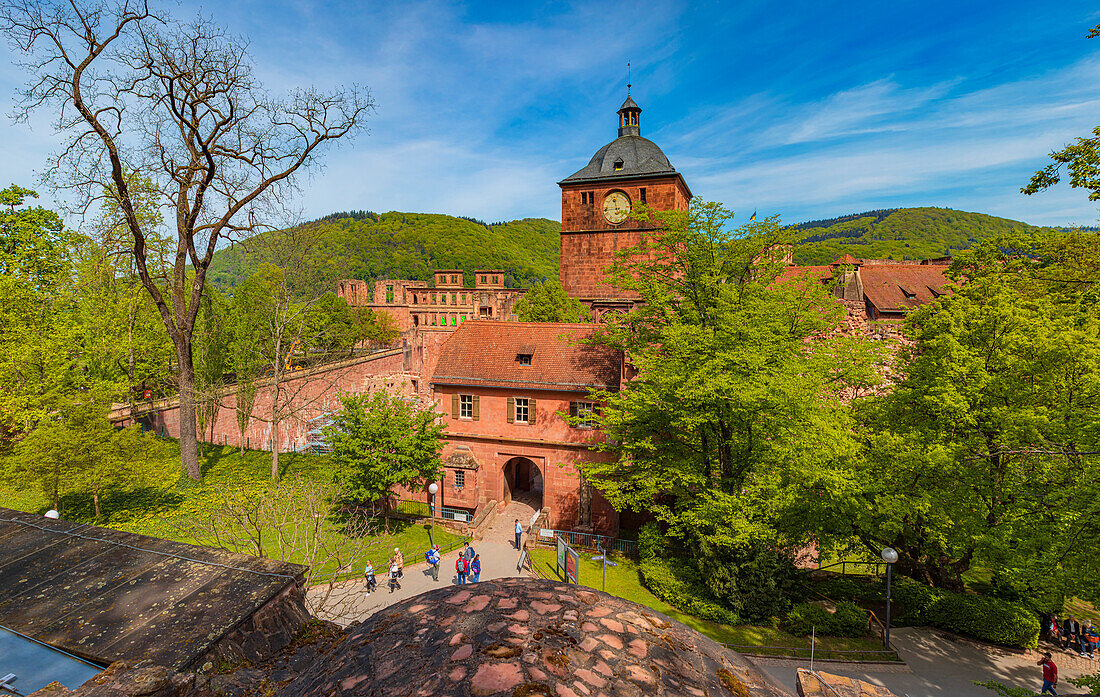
[360, 540, 485, 596]
[361, 547, 406, 595]
[1036, 614, 1100, 696]
[1049, 614, 1100, 658]
[455, 541, 481, 584]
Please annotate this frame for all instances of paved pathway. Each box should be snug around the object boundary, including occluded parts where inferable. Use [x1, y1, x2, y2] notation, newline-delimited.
[754, 627, 1097, 697]
[308, 500, 540, 627]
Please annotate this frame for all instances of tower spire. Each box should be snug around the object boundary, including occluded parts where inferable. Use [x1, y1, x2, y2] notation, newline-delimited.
[617, 66, 641, 137]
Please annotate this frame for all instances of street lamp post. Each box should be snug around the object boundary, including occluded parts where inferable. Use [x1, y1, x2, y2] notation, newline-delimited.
[881, 547, 898, 649]
[428, 482, 439, 547]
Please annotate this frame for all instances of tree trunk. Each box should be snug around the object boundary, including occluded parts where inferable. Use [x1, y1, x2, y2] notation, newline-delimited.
[176, 341, 202, 481]
[383, 499, 391, 534]
[271, 416, 280, 481]
[93, 491, 100, 520]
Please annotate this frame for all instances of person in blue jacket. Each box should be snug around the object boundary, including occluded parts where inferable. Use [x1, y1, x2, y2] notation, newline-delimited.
[470, 553, 481, 583]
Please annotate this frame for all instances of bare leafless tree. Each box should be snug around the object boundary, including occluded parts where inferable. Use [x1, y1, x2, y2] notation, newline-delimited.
[0, 1, 373, 480]
[186, 474, 379, 618]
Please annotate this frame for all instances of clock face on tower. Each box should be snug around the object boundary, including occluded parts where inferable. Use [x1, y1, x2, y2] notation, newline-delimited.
[602, 191, 630, 224]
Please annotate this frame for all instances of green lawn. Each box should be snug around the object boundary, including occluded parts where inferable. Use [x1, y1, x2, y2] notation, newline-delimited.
[528, 547, 898, 661]
[0, 441, 463, 582]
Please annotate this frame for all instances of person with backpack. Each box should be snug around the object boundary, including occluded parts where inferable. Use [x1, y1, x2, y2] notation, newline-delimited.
[1038, 652, 1059, 695]
[388, 560, 401, 593]
[363, 560, 377, 595]
[426, 545, 441, 581]
[390, 547, 404, 578]
[470, 553, 481, 583]
[455, 554, 468, 584]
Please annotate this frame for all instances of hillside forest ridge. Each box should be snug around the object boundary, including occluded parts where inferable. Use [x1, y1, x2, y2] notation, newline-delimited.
[207, 206, 1085, 298]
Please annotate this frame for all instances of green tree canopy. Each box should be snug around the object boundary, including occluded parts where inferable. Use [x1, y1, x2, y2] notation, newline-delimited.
[325, 390, 444, 532]
[799, 269, 1100, 592]
[514, 278, 590, 323]
[582, 201, 880, 551]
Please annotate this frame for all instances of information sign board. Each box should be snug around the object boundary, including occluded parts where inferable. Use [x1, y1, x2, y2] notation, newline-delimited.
[565, 546, 580, 584]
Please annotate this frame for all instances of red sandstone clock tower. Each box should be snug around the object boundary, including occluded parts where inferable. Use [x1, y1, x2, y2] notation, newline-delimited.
[558, 92, 692, 317]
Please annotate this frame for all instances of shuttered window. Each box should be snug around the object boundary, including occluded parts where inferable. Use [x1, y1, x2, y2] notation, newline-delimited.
[570, 401, 598, 429]
[512, 397, 536, 425]
[453, 394, 478, 420]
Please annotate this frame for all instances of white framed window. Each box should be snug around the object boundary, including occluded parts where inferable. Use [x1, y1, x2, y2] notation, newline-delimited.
[454, 470, 466, 488]
[460, 394, 473, 419]
[514, 397, 529, 424]
[573, 401, 598, 429]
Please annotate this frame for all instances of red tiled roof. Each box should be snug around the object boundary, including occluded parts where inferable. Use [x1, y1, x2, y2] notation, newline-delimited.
[432, 321, 621, 392]
[776, 265, 834, 286]
[861, 264, 949, 312]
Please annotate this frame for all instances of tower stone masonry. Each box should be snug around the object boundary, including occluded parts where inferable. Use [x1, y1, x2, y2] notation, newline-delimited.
[558, 92, 692, 315]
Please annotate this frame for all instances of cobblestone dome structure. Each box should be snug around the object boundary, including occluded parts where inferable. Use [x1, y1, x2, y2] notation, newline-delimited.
[276, 577, 788, 697]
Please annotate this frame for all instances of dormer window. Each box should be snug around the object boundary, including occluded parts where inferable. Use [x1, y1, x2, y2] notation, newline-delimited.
[518, 354, 533, 366]
[613, 158, 624, 171]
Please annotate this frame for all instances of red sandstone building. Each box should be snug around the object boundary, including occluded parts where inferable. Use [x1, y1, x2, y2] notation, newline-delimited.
[337, 269, 525, 332]
[426, 321, 622, 533]
[558, 93, 691, 319]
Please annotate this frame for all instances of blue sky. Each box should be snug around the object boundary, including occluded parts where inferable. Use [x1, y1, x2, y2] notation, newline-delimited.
[2, 0, 1099, 227]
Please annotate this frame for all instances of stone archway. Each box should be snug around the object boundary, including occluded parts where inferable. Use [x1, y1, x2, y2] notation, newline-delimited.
[502, 456, 543, 510]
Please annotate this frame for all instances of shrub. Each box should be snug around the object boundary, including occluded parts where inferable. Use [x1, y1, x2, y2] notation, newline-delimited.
[784, 602, 835, 636]
[924, 593, 1040, 649]
[892, 576, 943, 626]
[698, 541, 803, 623]
[636, 523, 739, 625]
[831, 601, 868, 638]
[639, 555, 740, 625]
[784, 601, 867, 637]
[638, 522, 665, 560]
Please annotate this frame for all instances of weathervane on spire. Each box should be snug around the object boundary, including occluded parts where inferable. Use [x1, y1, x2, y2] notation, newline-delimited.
[627, 62, 631, 97]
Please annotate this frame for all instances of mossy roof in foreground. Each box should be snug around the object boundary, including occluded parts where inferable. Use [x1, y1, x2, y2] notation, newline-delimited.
[0, 507, 304, 671]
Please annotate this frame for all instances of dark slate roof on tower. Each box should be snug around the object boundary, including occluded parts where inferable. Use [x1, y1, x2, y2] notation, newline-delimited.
[619, 95, 640, 112]
[561, 135, 676, 183]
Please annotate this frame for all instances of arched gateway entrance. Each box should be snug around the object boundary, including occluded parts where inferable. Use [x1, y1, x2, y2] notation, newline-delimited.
[502, 456, 543, 510]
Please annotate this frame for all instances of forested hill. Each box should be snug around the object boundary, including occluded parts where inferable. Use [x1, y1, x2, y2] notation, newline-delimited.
[208, 212, 561, 295]
[791, 206, 1074, 265]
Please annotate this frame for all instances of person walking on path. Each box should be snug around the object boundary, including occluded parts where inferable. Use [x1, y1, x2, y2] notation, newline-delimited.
[1063, 616, 1080, 652]
[514, 519, 523, 550]
[455, 555, 468, 585]
[463, 541, 476, 565]
[470, 554, 481, 583]
[388, 561, 402, 592]
[390, 548, 404, 578]
[363, 560, 377, 595]
[1038, 652, 1059, 695]
[426, 545, 441, 581]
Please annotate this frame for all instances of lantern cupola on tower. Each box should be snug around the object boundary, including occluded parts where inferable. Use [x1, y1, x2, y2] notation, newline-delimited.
[617, 92, 641, 137]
